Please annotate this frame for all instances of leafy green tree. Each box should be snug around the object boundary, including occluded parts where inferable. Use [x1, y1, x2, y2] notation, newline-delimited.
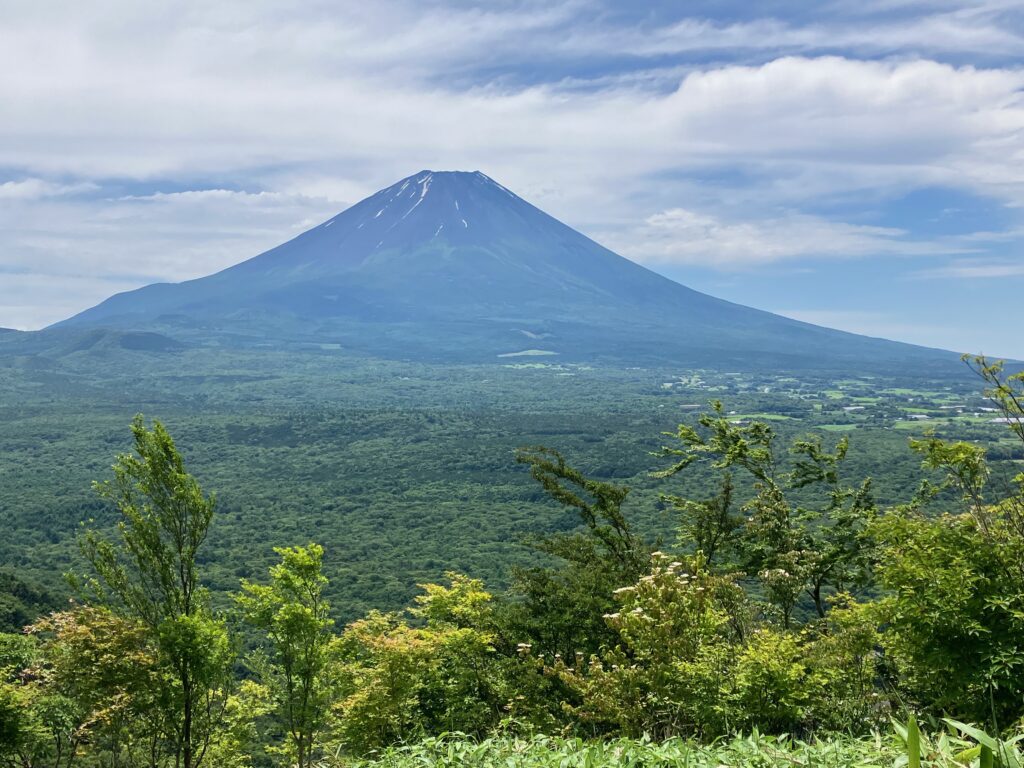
[729, 628, 823, 734]
[202, 680, 274, 768]
[0, 633, 44, 768]
[238, 543, 335, 768]
[333, 574, 508, 754]
[922, 355, 1024, 546]
[658, 403, 873, 622]
[28, 606, 161, 766]
[0, 632, 35, 677]
[661, 473, 742, 569]
[869, 507, 1024, 725]
[553, 552, 747, 738]
[75, 415, 234, 768]
[802, 595, 884, 732]
[0, 682, 42, 768]
[410, 574, 510, 737]
[868, 358, 1024, 726]
[332, 610, 435, 753]
[966, 355, 1024, 445]
[507, 447, 651, 658]
[1, 613, 150, 768]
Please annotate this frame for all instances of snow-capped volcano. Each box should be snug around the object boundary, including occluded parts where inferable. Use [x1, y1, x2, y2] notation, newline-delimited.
[54, 170, 954, 368]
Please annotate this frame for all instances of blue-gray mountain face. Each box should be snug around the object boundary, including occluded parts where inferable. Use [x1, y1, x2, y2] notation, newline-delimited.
[57, 171, 952, 368]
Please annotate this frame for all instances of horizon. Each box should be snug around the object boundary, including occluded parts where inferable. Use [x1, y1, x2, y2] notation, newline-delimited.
[2, 1, 1023, 358]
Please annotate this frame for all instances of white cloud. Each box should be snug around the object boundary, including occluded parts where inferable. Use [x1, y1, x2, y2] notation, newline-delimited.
[775, 308, 948, 341]
[916, 259, 1024, 278]
[606, 207, 970, 268]
[562, 11, 1024, 60]
[0, 179, 97, 200]
[0, 188, 341, 327]
[0, 272, 143, 331]
[2, 1, 1023, 211]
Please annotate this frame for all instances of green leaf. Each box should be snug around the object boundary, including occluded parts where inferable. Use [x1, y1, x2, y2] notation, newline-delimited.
[907, 715, 921, 768]
[945, 720, 999, 752]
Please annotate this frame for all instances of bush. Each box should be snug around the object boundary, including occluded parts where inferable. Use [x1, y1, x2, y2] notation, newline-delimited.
[730, 629, 821, 733]
[554, 553, 745, 738]
[332, 575, 509, 754]
[869, 509, 1024, 725]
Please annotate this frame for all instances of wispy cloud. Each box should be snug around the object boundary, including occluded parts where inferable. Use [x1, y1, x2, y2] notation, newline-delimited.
[774, 308, 949, 342]
[915, 259, 1024, 278]
[608, 207, 973, 268]
[0, 188, 340, 327]
[560, 10, 1024, 60]
[0, 179, 98, 200]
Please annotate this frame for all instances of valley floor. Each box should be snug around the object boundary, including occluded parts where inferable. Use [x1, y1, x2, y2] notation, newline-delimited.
[1, 348, 1018, 619]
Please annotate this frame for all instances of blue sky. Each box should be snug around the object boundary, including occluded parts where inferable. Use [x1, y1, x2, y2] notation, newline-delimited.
[1, 0, 1022, 357]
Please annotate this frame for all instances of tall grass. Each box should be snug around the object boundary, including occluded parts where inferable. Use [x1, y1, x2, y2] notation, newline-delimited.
[338, 732, 896, 767]
[333, 721, 1024, 768]
[892, 717, 1022, 768]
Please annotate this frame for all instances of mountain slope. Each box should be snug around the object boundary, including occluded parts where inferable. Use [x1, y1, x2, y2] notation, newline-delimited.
[56, 171, 956, 369]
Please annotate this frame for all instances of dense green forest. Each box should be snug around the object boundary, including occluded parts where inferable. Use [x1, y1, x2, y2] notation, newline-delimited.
[2, 345, 1019, 620]
[2, 354, 1024, 766]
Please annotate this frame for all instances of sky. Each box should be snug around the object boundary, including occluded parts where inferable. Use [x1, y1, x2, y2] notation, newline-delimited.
[1, 0, 1023, 358]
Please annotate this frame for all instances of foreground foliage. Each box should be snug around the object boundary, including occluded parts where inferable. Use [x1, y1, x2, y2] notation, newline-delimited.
[2, 356, 1024, 766]
[340, 723, 1021, 768]
[342, 732, 900, 768]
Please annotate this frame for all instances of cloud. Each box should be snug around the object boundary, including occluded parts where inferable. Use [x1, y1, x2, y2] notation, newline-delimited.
[0, 272, 143, 331]
[561, 10, 1024, 60]
[606, 207, 970, 268]
[915, 259, 1024, 278]
[0, 187, 341, 327]
[774, 308, 949, 341]
[0, 179, 98, 200]
[2, 0, 1023, 212]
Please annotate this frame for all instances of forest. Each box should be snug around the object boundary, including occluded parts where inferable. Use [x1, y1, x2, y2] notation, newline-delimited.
[2, 344, 1017, 619]
[2, 354, 1024, 767]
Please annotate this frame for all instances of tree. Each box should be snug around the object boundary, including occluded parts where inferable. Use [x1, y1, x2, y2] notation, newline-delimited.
[75, 415, 233, 768]
[657, 402, 873, 623]
[869, 356, 1024, 726]
[0, 632, 46, 768]
[27, 606, 161, 767]
[662, 473, 742, 569]
[238, 543, 335, 768]
[553, 552, 748, 739]
[868, 507, 1024, 725]
[961, 354, 1024, 543]
[506, 447, 651, 658]
[409, 574, 507, 737]
[333, 575, 506, 754]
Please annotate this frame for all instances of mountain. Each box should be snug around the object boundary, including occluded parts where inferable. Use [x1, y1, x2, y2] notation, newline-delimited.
[0, 327, 183, 358]
[55, 170, 956, 369]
